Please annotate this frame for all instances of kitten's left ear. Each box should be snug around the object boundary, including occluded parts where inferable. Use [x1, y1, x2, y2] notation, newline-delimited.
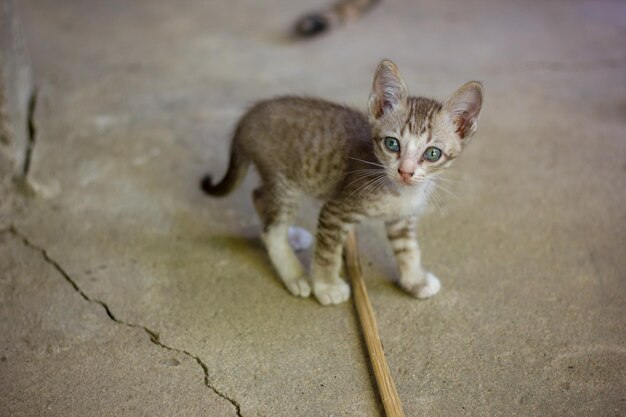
[443, 81, 483, 140]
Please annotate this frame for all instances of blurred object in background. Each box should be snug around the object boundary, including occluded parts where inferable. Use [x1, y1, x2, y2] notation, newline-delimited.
[294, 0, 382, 37]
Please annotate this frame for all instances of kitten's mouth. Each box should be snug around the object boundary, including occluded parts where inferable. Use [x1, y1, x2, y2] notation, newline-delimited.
[387, 170, 422, 187]
[397, 178, 416, 187]
[399, 179, 411, 186]
[394, 175, 423, 187]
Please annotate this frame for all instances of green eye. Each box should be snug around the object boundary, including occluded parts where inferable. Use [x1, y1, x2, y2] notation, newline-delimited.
[384, 137, 400, 152]
[423, 147, 442, 162]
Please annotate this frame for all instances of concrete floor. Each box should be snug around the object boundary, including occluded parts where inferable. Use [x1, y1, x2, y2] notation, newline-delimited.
[1, 0, 625, 416]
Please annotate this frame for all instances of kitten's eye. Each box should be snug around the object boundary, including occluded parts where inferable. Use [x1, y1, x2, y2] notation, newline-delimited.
[384, 137, 400, 152]
[423, 147, 442, 162]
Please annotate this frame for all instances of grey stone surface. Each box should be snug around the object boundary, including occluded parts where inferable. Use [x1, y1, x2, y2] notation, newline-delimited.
[2, 0, 625, 416]
[0, 229, 237, 416]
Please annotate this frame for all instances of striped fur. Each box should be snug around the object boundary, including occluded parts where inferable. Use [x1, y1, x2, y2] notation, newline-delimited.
[202, 60, 483, 305]
[386, 216, 440, 298]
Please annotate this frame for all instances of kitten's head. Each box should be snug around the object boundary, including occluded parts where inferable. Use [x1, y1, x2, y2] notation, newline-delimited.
[367, 60, 483, 187]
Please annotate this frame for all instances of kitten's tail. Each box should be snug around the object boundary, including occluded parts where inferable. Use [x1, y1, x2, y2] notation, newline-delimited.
[200, 145, 249, 197]
[294, 0, 381, 38]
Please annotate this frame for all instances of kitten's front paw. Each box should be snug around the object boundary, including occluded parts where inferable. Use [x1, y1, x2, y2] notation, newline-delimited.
[401, 272, 441, 299]
[284, 276, 311, 298]
[313, 279, 351, 305]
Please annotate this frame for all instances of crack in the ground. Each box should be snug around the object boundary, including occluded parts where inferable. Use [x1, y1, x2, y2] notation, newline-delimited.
[7, 226, 244, 417]
[21, 87, 38, 178]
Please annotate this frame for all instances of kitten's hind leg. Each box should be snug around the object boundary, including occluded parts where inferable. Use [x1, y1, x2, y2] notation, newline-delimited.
[253, 186, 311, 298]
[386, 216, 441, 299]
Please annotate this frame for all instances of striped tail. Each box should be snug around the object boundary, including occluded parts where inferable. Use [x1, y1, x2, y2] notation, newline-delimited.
[294, 0, 381, 38]
[200, 145, 249, 197]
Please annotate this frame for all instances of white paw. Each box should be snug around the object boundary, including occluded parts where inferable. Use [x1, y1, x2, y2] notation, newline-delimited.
[402, 272, 441, 299]
[284, 276, 311, 298]
[313, 280, 351, 305]
[418, 273, 441, 298]
[287, 226, 314, 252]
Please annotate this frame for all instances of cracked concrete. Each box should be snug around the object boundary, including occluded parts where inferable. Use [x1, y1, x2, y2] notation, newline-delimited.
[0, 229, 237, 416]
[8, 225, 243, 416]
[1, 0, 625, 416]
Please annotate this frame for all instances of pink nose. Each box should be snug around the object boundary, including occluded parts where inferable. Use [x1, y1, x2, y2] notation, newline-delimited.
[398, 168, 414, 181]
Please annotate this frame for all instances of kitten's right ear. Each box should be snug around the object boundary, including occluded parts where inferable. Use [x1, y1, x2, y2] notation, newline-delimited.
[368, 60, 408, 119]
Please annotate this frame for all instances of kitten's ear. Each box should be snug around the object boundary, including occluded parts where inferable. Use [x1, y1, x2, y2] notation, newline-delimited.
[443, 81, 483, 140]
[368, 60, 408, 119]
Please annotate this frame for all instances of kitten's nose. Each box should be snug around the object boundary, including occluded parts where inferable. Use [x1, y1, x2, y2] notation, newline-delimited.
[398, 168, 414, 181]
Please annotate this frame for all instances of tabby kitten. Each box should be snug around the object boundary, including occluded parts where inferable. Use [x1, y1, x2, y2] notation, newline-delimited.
[202, 60, 483, 305]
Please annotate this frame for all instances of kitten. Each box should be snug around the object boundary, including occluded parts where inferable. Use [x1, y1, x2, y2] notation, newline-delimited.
[202, 60, 483, 305]
[294, 0, 381, 37]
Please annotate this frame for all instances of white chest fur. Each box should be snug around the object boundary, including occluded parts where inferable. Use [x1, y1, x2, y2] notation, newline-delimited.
[369, 181, 433, 220]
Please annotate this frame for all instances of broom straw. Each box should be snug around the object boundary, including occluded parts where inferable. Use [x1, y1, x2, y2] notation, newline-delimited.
[344, 230, 406, 417]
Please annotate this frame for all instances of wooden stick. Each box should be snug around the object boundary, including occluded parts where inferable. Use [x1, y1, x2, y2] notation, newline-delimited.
[344, 230, 406, 417]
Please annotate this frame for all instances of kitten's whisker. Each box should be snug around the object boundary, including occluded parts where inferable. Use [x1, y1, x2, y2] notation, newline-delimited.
[344, 171, 381, 181]
[347, 175, 377, 197]
[342, 168, 384, 178]
[348, 173, 387, 200]
[346, 168, 383, 173]
[350, 177, 381, 199]
[348, 157, 386, 169]
[433, 177, 464, 184]
[344, 172, 385, 190]
[430, 181, 459, 200]
[425, 182, 445, 212]
[429, 188, 449, 216]
[430, 174, 466, 184]
[356, 178, 381, 199]
[368, 176, 390, 200]
[357, 175, 389, 200]
[436, 189, 450, 215]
